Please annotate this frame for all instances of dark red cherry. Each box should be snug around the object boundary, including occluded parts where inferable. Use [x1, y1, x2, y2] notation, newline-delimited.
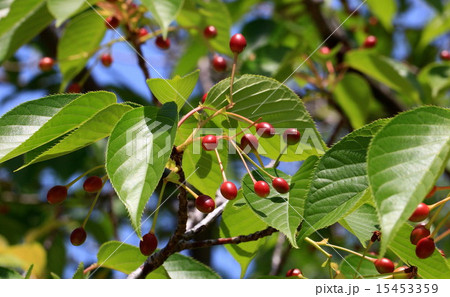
[101, 53, 113, 67]
[283, 128, 301, 145]
[408, 203, 429, 222]
[374, 258, 395, 274]
[83, 176, 103, 193]
[286, 268, 302, 277]
[415, 237, 435, 259]
[155, 36, 170, 50]
[229, 33, 247, 54]
[195, 195, 215, 213]
[220, 181, 238, 200]
[70, 227, 87, 246]
[203, 25, 217, 39]
[440, 50, 450, 61]
[39, 57, 54, 72]
[240, 134, 258, 153]
[105, 16, 120, 29]
[410, 224, 430, 245]
[254, 181, 270, 198]
[212, 55, 227, 72]
[67, 83, 81, 93]
[47, 185, 68, 204]
[139, 232, 158, 256]
[272, 178, 290, 194]
[202, 135, 218, 151]
[363, 35, 377, 48]
[255, 122, 275, 138]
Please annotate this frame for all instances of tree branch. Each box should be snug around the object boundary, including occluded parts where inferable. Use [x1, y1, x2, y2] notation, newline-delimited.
[183, 200, 228, 240]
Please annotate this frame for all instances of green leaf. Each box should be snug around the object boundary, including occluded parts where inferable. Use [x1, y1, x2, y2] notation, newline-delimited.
[0, 0, 14, 20]
[0, 267, 22, 279]
[419, 2, 450, 48]
[242, 169, 300, 247]
[141, 0, 184, 39]
[368, 106, 450, 255]
[182, 135, 228, 198]
[106, 103, 178, 237]
[345, 51, 421, 105]
[205, 74, 326, 161]
[58, 10, 106, 88]
[147, 70, 199, 111]
[219, 194, 268, 278]
[47, 0, 99, 26]
[339, 204, 379, 247]
[297, 119, 388, 243]
[0, 91, 115, 164]
[97, 241, 220, 278]
[24, 264, 33, 279]
[18, 103, 132, 169]
[333, 73, 372, 129]
[72, 262, 87, 279]
[388, 223, 450, 279]
[366, 0, 396, 31]
[339, 254, 378, 279]
[50, 272, 61, 279]
[0, 0, 53, 64]
[418, 62, 450, 99]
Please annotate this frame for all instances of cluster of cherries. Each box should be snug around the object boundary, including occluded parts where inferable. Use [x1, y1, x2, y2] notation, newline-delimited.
[46, 175, 105, 246]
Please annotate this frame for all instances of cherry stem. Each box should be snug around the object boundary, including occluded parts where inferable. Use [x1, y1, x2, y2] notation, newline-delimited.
[254, 151, 265, 168]
[150, 180, 167, 234]
[430, 211, 450, 238]
[273, 145, 288, 168]
[326, 60, 335, 75]
[225, 111, 254, 125]
[305, 237, 332, 258]
[353, 241, 373, 279]
[214, 148, 227, 182]
[435, 228, 450, 243]
[229, 117, 262, 141]
[82, 177, 108, 228]
[230, 140, 256, 184]
[65, 165, 105, 188]
[426, 204, 444, 229]
[227, 52, 239, 108]
[436, 186, 450, 191]
[317, 241, 376, 263]
[429, 195, 450, 211]
[173, 181, 198, 199]
[178, 106, 218, 128]
[232, 140, 276, 179]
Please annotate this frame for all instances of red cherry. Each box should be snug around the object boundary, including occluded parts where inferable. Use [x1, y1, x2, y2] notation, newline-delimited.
[212, 55, 227, 72]
[203, 25, 218, 39]
[283, 128, 301, 145]
[255, 122, 275, 138]
[408, 203, 429, 222]
[440, 50, 450, 61]
[101, 53, 113, 67]
[415, 237, 435, 259]
[83, 176, 103, 193]
[374, 258, 395, 274]
[410, 224, 430, 245]
[70, 227, 87, 246]
[67, 83, 81, 93]
[426, 186, 437, 198]
[240, 134, 259, 153]
[363, 35, 377, 48]
[286, 268, 302, 277]
[39, 57, 54, 72]
[139, 232, 158, 256]
[138, 28, 149, 38]
[155, 36, 170, 50]
[47, 185, 68, 204]
[254, 180, 270, 198]
[105, 16, 120, 29]
[220, 181, 238, 200]
[195, 195, 215, 213]
[202, 135, 218, 151]
[201, 93, 208, 104]
[319, 47, 331, 55]
[272, 178, 290, 194]
[229, 33, 247, 54]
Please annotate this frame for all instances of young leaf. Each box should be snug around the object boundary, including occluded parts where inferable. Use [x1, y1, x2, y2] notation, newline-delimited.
[0, 0, 53, 63]
[368, 106, 450, 255]
[72, 262, 87, 279]
[0, 93, 79, 162]
[17, 103, 133, 169]
[0, 91, 116, 164]
[58, 10, 106, 88]
[219, 194, 268, 278]
[0, 267, 22, 279]
[205, 74, 326, 161]
[297, 119, 388, 244]
[388, 223, 450, 279]
[147, 70, 199, 111]
[141, 0, 184, 39]
[242, 169, 300, 247]
[47, 0, 99, 27]
[24, 264, 33, 279]
[106, 103, 178, 237]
